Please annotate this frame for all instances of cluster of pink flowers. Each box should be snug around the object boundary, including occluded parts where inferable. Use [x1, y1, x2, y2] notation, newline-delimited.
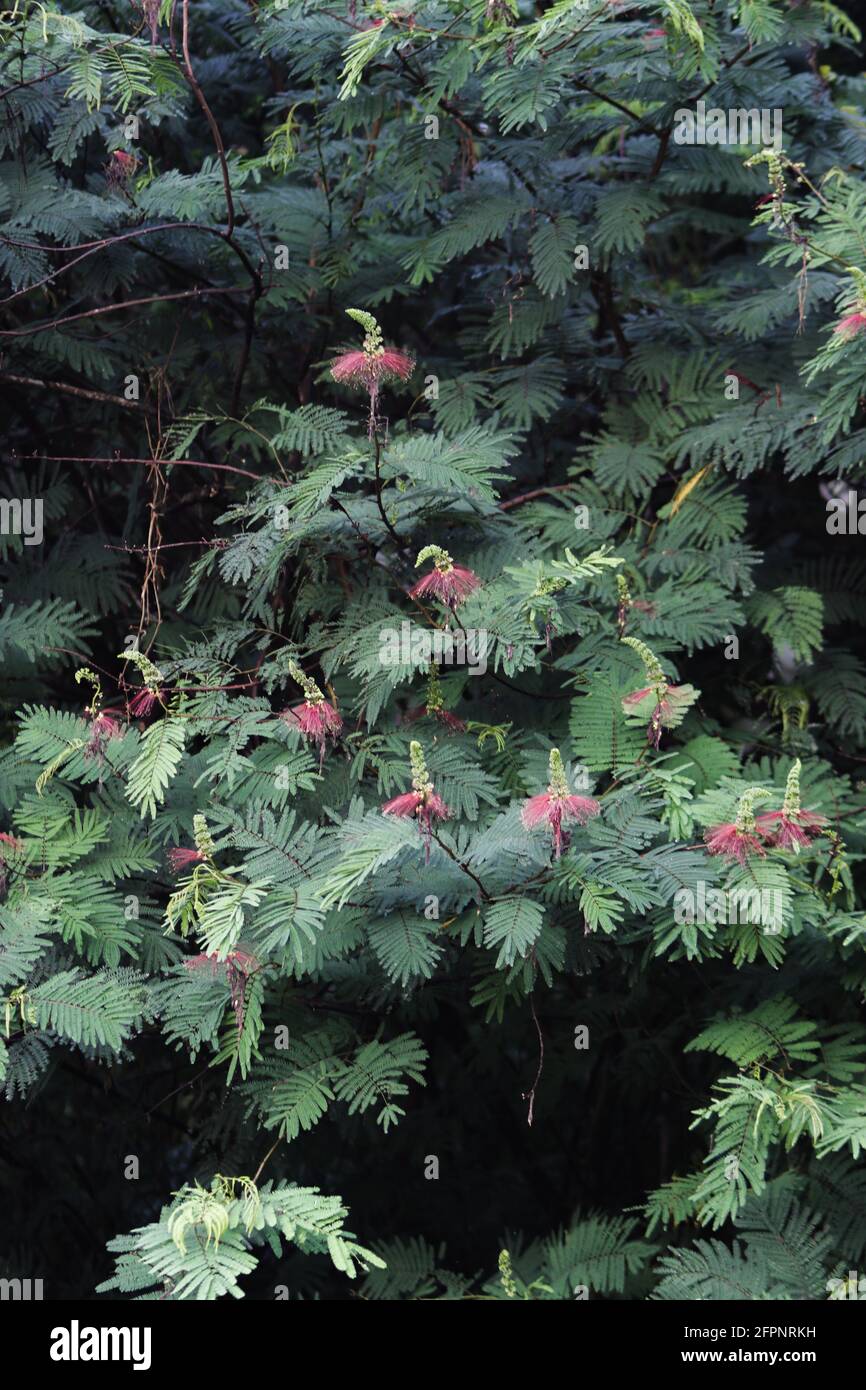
[621, 683, 694, 749]
[280, 659, 342, 766]
[704, 814, 766, 866]
[754, 805, 827, 851]
[521, 748, 601, 860]
[834, 312, 866, 339]
[331, 348, 415, 392]
[73, 669, 126, 763]
[832, 274, 866, 338]
[84, 709, 124, 762]
[330, 308, 413, 434]
[704, 762, 827, 864]
[168, 814, 217, 878]
[620, 636, 694, 749]
[105, 149, 138, 189]
[129, 687, 164, 718]
[167, 846, 206, 876]
[284, 697, 343, 746]
[409, 545, 480, 610]
[382, 740, 451, 860]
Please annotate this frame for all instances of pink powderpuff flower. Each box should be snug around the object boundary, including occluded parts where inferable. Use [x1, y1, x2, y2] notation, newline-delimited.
[330, 308, 414, 436]
[621, 683, 692, 750]
[521, 794, 601, 859]
[0, 832, 23, 852]
[185, 946, 258, 975]
[410, 564, 480, 606]
[620, 637, 697, 749]
[409, 545, 480, 610]
[521, 749, 601, 860]
[94, 710, 123, 733]
[431, 707, 467, 733]
[382, 741, 451, 861]
[382, 789, 451, 845]
[281, 660, 342, 765]
[435, 709, 466, 733]
[382, 791, 425, 818]
[754, 760, 827, 853]
[704, 822, 766, 865]
[105, 149, 138, 189]
[129, 687, 162, 717]
[330, 348, 415, 391]
[286, 699, 343, 745]
[227, 945, 258, 974]
[704, 786, 771, 865]
[755, 810, 827, 851]
[167, 847, 206, 876]
[84, 709, 124, 761]
[622, 684, 667, 709]
[834, 312, 866, 339]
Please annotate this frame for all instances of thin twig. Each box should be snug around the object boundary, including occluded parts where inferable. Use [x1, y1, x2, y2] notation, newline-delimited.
[522, 986, 545, 1128]
[17, 453, 267, 481]
[0, 285, 246, 338]
[0, 373, 145, 410]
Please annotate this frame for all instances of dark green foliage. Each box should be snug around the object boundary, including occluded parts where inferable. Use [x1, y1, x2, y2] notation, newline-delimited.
[2, 0, 866, 1301]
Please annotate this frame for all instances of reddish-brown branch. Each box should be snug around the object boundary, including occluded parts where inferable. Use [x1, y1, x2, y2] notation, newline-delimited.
[15, 453, 267, 482]
[0, 374, 145, 410]
[499, 483, 579, 511]
[180, 0, 236, 237]
[0, 285, 247, 338]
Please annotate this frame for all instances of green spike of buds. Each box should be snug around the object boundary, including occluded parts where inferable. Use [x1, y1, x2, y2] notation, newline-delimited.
[346, 308, 383, 356]
[621, 635, 665, 685]
[782, 759, 802, 817]
[548, 747, 569, 798]
[734, 787, 772, 833]
[193, 814, 216, 859]
[415, 544, 453, 572]
[409, 739, 431, 792]
[287, 659, 324, 704]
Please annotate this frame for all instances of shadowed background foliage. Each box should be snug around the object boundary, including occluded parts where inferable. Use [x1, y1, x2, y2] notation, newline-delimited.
[3, 0, 866, 1300]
